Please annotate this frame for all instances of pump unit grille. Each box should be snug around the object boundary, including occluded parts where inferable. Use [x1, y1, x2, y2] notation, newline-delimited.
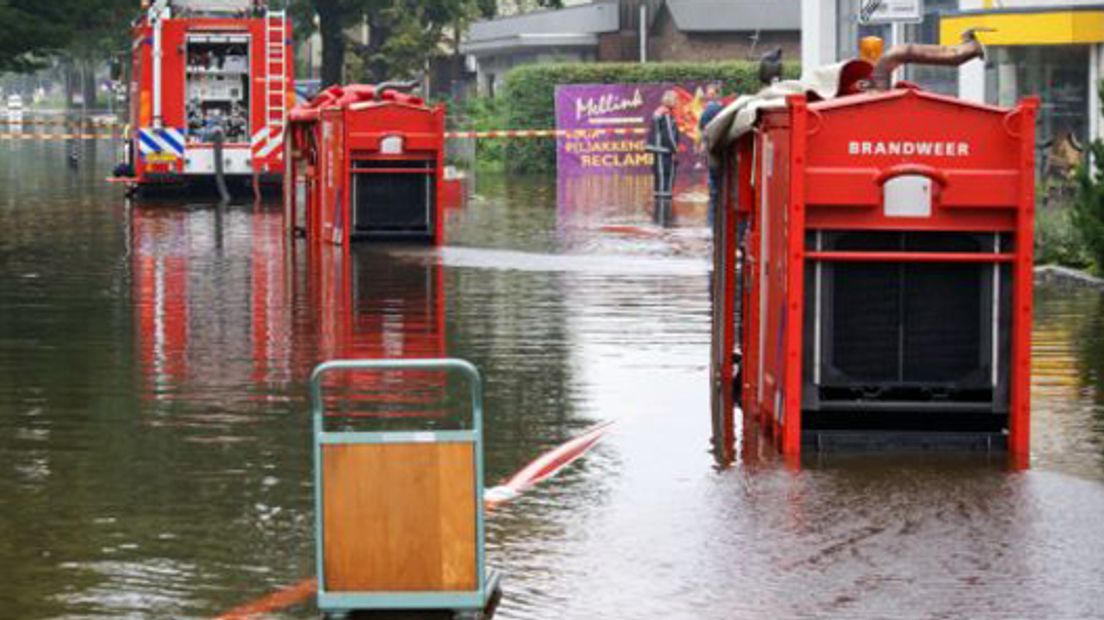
[802, 231, 1011, 432]
[351, 160, 435, 240]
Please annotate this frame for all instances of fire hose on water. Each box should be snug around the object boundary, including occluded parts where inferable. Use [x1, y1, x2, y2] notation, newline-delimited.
[215, 420, 614, 619]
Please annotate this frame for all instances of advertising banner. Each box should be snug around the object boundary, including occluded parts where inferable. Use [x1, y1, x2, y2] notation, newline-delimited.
[554, 83, 711, 182]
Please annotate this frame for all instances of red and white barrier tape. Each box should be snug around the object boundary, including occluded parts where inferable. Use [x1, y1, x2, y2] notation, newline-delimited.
[445, 128, 646, 139]
[0, 133, 117, 140]
[0, 119, 121, 127]
[6, 128, 644, 142]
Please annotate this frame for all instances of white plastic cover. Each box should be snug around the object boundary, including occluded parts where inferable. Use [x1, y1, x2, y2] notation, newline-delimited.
[380, 136, 404, 155]
[883, 174, 933, 218]
[703, 61, 855, 166]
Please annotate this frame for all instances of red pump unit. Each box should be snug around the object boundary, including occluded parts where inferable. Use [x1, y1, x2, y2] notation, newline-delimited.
[712, 79, 1037, 461]
[287, 84, 445, 244]
[125, 1, 293, 190]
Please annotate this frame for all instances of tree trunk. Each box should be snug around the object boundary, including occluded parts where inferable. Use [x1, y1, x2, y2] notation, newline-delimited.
[63, 60, 77, 111]
[81, 60, 99, 111]
[363, 14, 391, 83]
[315, 0, 346, 87]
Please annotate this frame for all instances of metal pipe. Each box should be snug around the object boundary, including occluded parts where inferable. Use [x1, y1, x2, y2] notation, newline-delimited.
[150, 0, 169, 128]
[870, 28, 988, 91]
[372, 80, 419, 100]
[805, 250, 1014, 264]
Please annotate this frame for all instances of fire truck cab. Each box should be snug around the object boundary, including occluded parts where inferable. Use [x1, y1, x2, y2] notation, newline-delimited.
[125, 0, 292, 191]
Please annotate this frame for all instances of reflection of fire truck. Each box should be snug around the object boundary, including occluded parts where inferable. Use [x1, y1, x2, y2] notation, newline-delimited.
[124, 1, 292, 191]
[310, 245, 448, 416]
[131, 203, 293, 405]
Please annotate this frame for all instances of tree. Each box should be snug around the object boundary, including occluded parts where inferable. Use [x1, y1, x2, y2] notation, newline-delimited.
[56, 0, 134, 108]
[293, 0, 494, 88]
[0, 2, 74, 72]
[0, 0, 135, 112]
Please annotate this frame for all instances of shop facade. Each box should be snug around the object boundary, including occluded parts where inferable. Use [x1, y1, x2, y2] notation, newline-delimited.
[802, 0, 1104, 146]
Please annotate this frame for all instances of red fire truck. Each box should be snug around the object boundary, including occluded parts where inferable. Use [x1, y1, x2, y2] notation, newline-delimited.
[122, 0, 293, 192]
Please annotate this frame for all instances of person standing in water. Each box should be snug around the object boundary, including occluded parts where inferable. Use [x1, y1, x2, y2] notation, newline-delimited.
[649, 90, 680, 225]
[698, 82, 724, 227]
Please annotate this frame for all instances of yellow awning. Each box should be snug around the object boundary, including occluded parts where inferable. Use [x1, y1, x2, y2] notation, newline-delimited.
[940, 9, 1104, 46]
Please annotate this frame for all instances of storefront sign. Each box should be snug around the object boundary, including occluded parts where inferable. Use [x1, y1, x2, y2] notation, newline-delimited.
[554, 83, 711, 180]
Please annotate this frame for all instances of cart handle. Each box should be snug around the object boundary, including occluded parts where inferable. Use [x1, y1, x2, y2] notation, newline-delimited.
[875, 163, 949, 188]
[309, 358, 484, 430]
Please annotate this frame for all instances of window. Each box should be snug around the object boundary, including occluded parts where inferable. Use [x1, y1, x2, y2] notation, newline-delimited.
[986, 45, 1090, 147]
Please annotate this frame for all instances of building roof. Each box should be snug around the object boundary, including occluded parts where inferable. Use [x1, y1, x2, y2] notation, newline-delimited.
[665, 0, 800, 32]
[460, 0, 801, 57]
[462, 1, 620, 56]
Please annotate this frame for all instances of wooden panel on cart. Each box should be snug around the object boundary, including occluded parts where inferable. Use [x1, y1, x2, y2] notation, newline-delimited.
[321, 442, 478, 592]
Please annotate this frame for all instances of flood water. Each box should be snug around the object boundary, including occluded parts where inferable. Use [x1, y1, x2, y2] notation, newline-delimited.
[2, 139, 1104, 618]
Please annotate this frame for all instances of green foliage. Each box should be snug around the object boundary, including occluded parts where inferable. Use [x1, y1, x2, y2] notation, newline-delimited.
[0, 1, 98, 72]
[497, 61, 800, 173]
[1036, 203, 1092, 269]
[449, 95, 507, 168]
[1072, 138, 1104, 274]
[1066, 79, 1104, 274]
[294, 0, 483, 86]
[0, 0, 148, 73]
[63, 0, 133, 57]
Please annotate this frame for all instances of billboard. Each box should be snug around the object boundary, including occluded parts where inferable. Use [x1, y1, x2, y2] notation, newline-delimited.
[554, 83, 711, 183]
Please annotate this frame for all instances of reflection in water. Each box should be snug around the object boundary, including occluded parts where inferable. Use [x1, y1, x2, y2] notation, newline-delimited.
[131, 203, 299, 414]
[557, 173, 708, 232]
[308, 244, 454, 427]
[1, 140, 1104, 618]
[1032, 287, 1104, 478]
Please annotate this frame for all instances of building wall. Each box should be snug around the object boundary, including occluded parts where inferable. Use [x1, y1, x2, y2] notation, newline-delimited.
[647, 7, 800, 63]
[474, 49, 595, 96]
[598, 31, 641, 62]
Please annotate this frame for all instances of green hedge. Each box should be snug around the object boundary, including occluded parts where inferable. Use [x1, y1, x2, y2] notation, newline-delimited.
[498, 61, 800, 173]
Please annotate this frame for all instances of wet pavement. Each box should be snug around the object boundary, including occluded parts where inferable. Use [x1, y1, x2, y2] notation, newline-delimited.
[1, 139, 1104, 618]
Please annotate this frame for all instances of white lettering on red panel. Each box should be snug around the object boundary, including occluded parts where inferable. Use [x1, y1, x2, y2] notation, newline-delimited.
[847, 141, 970, 157]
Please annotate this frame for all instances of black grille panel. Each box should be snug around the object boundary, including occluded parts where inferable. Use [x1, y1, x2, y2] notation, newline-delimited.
[352, 170, 434, 239]
[903, 262, 982, 383]
[833, 262, 900, 382]
[803, 231, 1010, 431]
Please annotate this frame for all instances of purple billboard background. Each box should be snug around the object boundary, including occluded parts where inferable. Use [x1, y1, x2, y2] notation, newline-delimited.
[554, 83, 709, 183]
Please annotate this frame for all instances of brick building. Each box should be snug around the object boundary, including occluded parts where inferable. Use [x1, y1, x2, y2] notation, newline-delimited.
[461, 0, 801, 95]
[647, 0, 801, 63]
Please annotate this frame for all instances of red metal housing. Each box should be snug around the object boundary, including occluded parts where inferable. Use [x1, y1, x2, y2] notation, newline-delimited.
[127, 4, 293, 188]
[287, 85, 445, 245]
[712, 87, 1037, 462]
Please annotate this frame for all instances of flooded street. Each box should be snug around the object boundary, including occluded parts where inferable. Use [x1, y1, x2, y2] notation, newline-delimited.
[2, 139, 1104, 618]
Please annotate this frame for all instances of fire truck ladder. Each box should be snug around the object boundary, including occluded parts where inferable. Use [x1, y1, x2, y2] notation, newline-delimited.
[260, 10, 289, 159]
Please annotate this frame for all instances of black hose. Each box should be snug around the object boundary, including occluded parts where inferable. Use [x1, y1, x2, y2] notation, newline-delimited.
[212, 128, 231, 204]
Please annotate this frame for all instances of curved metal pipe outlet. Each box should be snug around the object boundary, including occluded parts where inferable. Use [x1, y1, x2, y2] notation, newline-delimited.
[870, 28, 990, 91]
[373, 80, 420, 100]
